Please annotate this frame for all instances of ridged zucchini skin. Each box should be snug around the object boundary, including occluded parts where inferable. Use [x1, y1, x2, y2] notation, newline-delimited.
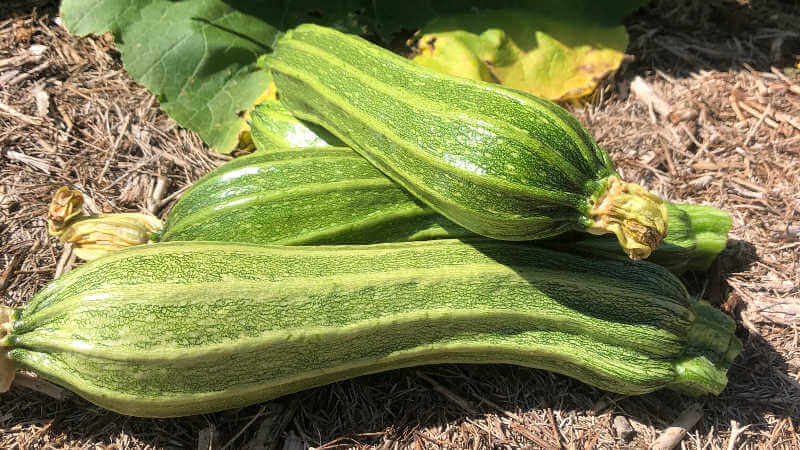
[250, 99, 344, 148]
[2, 240, 739, 417]
[155, 146, 473, 245]
[264, 24, 668, 259]
[154, 103, 729, 273]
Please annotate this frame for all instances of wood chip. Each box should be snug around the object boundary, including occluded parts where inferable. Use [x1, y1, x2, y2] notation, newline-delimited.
[650, 403, 703, 449]
[614, 415, 635, 442]
[198, 425, 219, 450]
[631, 76, 672, 118]
[13, 372, 69, 401]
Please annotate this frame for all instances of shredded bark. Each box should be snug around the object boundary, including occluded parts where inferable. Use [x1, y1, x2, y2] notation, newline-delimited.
[1, 0, 799, 448]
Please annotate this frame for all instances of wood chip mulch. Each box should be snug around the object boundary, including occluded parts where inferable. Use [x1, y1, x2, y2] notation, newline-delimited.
[1, 1, 798, 448]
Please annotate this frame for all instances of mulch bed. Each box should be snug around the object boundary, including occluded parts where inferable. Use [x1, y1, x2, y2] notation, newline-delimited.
[1, 1, 798, 448]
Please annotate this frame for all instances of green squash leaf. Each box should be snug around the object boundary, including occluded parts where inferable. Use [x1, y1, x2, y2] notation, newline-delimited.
[60, 0, 649, 151]
[61, 0, 281, 153]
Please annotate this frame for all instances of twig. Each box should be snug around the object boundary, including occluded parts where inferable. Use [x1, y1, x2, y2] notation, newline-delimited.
[726, 420, 750, 450]
[766, 417, 787, 448]
[416, 371, 477, 414]
[13, 372, 69, 400]
[547, 408, 562, 448]
[737, 100, 780, 128]
[8, 60, 51, 86]
[0, 53, 42, 70]
[0, 102, 43, 126]
[743, 101, 773, 145]
[651, 403, 703, 449]
[242, 402, 288, 450]
[220, 405, 265, 450]
[729, 90, 746, 122]
[97, 113, 132, 181]
[148, 175, 169, 215]
[5, 150, 54, 174]
[54, 244, 75, 278]
[158, 184, 192, 209]
[0, 254, 21, 293]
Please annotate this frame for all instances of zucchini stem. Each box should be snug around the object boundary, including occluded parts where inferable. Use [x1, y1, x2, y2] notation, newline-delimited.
[669, 301, 741, 396]
[0, 306, 15, 392]
[676, 203, 733, 271]
[586, 176, 668, 260]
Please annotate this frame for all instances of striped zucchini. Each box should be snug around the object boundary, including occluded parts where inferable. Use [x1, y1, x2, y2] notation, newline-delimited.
[552, 202, 732, 275]
[250, 99, 344, 148]
[155, 145, 472, 246]
[263, 24, 668, 259]
[1, 240, 739, 417]
[151, 101, 730, 273]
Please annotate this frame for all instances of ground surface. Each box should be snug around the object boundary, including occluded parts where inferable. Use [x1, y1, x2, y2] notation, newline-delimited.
[1, 1, 799, 448]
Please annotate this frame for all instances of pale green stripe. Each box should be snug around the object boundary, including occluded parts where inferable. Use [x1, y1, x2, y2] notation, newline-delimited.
[160, 177, 397, 240]
[278, 38, 586, 188]
[267, 57, 584, 208]
[17, 267, 686, 358]
[297, 25, 599, 170]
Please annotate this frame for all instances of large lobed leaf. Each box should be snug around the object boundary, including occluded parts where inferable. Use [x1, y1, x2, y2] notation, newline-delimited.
[62, 0, 282, 153]
[60, 0, 648, 153]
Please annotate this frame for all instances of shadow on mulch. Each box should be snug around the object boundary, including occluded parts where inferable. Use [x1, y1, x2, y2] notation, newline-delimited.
[0, 0, 56, 19]
[6, 336, 798, 448]
[625, 0, 800, 76]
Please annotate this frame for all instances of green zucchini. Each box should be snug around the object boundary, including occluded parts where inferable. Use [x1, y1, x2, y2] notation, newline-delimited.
[151, 101, 730, 273]
[263, 24, 668, 259]
[250, 99, 344, 148]
[551, 202, 732, 275]
[1, 240, 739, 417]
[155, 145, 473, 246]
[673, 203, 732, 271]
[50, 101, 730, 271]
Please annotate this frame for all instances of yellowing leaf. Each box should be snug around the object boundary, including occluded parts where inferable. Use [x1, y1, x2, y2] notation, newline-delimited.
[412, 9, 630, 101]
[236, 80, 279, 153]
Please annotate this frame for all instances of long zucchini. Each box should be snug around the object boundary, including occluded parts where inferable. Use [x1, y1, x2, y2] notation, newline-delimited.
[47, 101, 731, 272]
[264, 24, 668, 259]
[148, 101, 731, 273]
[1, 240, 739, 417]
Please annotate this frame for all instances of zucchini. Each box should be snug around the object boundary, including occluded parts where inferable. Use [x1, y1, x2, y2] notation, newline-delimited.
[672, 203, 732, 271]
[263, 24, 668, 259]
[155, 146, 473, 246]
[250, 99, 344, 148]
[48, 101, 729, 272]
[151, 102, 729, 273]
[2, 240, 739, 417]
[550, 202, 731, 275]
